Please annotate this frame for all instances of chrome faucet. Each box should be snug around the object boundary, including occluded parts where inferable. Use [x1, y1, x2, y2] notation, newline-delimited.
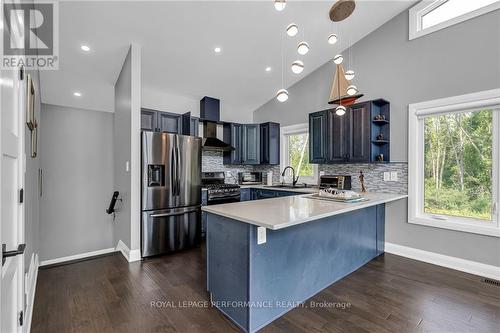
[281, 166, 299, 187]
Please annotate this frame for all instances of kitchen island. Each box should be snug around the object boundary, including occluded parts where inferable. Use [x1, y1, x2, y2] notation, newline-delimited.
[202, 192, 407, 333]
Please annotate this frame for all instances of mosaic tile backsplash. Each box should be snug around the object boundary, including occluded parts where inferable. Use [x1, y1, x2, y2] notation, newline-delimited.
[202, 151, 407, 194]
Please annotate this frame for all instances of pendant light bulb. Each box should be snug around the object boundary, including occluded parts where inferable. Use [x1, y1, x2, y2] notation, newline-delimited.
[335, 105, 346, 116]
[274, 0, 286, 11]
[297, 42, 310, 55]
[276, 89, 289, 102]
[346, 85, 358, 96]
[291, 60, 304, 74]
[333, 54, 343, 64]
[286, 24, 298, 37]
[327, 33, 338, 45]
[345, 70, 355, 81]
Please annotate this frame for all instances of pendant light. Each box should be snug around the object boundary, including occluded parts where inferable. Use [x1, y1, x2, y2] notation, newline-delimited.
[297, 42, 309, 55]
[274, 0, 286, 11]
[276, 33, 288, 103]
[334, 60, 346, 116]
[333, 54, 343, 64]
[346, 85, 358, 96]
[345, 70, 355, 80]
[328, 33, 338, 45]
[286, 24, 298, 37]
[335, 105, 346, 116]
[291, 60, 304, 74]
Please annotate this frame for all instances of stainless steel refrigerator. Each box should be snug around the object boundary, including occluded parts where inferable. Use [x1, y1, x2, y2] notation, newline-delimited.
[141, 131, 202, 257]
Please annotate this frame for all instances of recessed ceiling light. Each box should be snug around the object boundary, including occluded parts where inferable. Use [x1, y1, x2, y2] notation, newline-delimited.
[80, 44, 90, 52]
[214, 47, 222, 53]
[73, 92, 82, 97]
[265, 66, 272, 72]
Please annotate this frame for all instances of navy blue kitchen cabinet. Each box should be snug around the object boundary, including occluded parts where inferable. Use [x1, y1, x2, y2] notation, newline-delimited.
[223, 123, 243, 164]
[242, 124, 260, 164]
[251, 189, 298, 200]
[201, 190, 208, 237]
[240, 188, 252, 201]
[309, 110, 329, 163]
[260, 122, 280, 165]
[309, 99, 390, 164]
[141, 108, 199, 136]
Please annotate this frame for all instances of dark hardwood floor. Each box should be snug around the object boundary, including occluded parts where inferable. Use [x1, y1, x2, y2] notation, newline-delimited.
[32, 246, 500, 333]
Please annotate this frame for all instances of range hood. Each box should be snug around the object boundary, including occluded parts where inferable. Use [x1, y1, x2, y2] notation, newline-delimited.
[200, 97, 234, 152]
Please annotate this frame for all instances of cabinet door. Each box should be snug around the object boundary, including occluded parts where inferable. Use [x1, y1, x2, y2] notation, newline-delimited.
[260, 122, 280, 165]
[309, 111, 328, 163]
[328, 110, 349, 163]
[347, 102, 371, 163]
[141, 109, 158, 131]
[232, 124, 243, 164]
[240, 188, 252, 201]
[158, 112, 181, 134]
[190, 117, 199, 137]
[256, 190, 276, 200]
[243, 124, 260, 165]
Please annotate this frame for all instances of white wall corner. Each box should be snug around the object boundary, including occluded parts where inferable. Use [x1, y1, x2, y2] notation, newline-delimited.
[25, 253, 39, 333]
[385, 242, 500, 281]
[116, 240, 141, 263]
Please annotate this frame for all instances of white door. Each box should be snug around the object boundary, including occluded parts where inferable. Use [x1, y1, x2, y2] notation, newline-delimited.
[0, 10, 27, 332]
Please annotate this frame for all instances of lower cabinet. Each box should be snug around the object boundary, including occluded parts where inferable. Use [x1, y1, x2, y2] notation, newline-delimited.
[240, 188, 252, 201]
[251, 189, 297, 200]
[201, 190, 208, 237]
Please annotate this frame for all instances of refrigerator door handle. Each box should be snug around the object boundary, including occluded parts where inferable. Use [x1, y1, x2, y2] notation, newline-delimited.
[150, 208, 199, 218]
[176, 146, 181, 196]
[170, 147, 177, 196]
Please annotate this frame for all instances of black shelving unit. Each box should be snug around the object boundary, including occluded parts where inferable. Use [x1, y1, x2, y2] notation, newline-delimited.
[370, 99, 390, 162]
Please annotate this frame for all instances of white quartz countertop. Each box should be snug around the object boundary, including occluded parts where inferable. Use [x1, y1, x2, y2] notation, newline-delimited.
[202, 192, 407, 230]
[240, 184, 319, 194]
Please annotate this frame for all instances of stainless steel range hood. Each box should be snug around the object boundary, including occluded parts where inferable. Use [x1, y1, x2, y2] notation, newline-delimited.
[200, 96, 234, 151]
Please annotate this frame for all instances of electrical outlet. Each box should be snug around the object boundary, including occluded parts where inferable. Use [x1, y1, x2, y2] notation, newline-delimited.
[390, 171, 398, 181]
[383, 172, 390, 181]
[257, 227, 266, 244]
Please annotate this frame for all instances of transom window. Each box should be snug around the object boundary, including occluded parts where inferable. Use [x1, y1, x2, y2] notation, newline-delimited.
[281, 124, 318, 184]
[409, 89, 500, 237]
[409, 0, 500, 40]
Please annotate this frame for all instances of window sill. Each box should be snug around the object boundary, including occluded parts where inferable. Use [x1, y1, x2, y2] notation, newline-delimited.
[408, 216, 500, 238]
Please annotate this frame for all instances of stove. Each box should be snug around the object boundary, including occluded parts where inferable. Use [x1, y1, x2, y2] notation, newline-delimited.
[202, 172, 241, 204]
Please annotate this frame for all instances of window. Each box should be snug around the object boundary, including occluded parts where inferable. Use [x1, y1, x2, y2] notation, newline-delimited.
[409, 0, 500, 40]
[281, 123, 318, 184]
[409, 89, 500, 237]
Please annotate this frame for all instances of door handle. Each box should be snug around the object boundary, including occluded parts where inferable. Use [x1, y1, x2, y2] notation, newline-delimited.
[150, 208, 199, 218]
[2, 243, 26, 266]
[175, 147, 181, 196]
[171, 148, 177, 196]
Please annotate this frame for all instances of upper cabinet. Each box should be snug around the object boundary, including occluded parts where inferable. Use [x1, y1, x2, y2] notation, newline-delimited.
[309, 99, 390, 164]
[224, 122, 280, 165]
[141, 108, 199, 136]
[260, 122, 280, 165]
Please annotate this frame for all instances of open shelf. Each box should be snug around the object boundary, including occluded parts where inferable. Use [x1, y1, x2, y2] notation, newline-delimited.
[372, 119, 389, 125]
[372, 140, 389, 145]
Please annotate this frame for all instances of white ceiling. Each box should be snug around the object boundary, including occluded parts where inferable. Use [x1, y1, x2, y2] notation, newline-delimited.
[40, 0, 413, 120]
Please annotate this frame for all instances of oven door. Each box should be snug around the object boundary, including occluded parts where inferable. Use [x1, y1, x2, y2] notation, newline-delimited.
[207, 193, 241, 205]
[141, 206, 201, 257]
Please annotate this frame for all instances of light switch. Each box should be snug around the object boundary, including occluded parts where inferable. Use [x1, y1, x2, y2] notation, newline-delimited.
[390, 171, 398, 181]
[383, 172, 390, 181]
[125, 161, 130, 172]
[257, 227, 266, 245]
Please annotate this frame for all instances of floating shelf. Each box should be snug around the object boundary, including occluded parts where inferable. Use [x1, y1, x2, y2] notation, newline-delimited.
[372, 120, 389, 125]
[372, 140, 389, 145]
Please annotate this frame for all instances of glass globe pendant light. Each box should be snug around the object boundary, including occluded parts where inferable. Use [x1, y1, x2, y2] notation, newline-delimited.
[346, 85, 358, 96]
[345, 70, 355, 80]
[276, 89, 289, 102]
[291, 60, 304, 74]
[274, 0, 286, 11]
[286, 24, 298, 37]
[328, 33, 338, 45]
[333, 54, 343, 64]
[297, 42, 309, 55]
[335, 105, 346, 116]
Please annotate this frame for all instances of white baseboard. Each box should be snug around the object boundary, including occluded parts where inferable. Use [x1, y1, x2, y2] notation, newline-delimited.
[25, 253, 39, 333]
[39, 247, 116, 267]
[385, 242, 500, 280]
[116, 240, 141, 262]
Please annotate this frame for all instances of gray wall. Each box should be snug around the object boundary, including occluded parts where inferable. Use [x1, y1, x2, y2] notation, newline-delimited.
[113, 47, 133, 248]
[25, 69, 42, 270]
[39, 104, 114, 261]
[254, 9, 500, 266]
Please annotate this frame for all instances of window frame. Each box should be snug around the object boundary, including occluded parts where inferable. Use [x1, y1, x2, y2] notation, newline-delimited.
[408, 89, 500, 237]
[280, 123, 318, 185]
[409, 0, 500, 40]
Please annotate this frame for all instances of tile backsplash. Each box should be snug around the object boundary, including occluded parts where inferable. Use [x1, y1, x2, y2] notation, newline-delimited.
[202, 151, 407, 194]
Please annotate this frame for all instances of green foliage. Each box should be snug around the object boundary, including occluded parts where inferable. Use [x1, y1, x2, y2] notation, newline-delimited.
[288, 134, 313, 177]
[423, 110, 493, 221]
